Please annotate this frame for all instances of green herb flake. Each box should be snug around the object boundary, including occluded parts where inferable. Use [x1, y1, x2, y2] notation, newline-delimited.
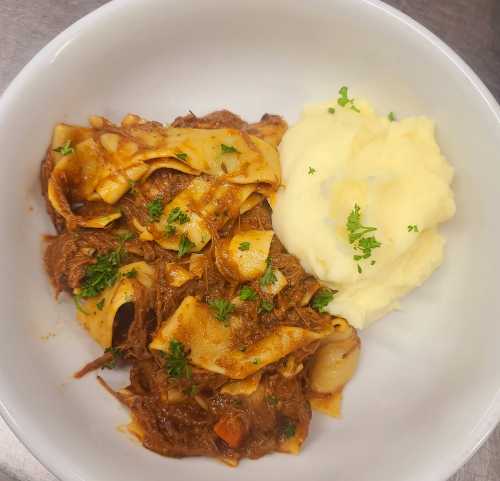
[124, 268, 138, 278]
[177, 234, 195, 257]
[239, 285, 258, 301]
[103, 347, 123, 370]
[168, 207, 190, 225]
[282, 419, 296, 439]
[184, 385, 199, 397]
[260, 258, 277, 287]
[80, 248, 123, 298]
[220, 144, 239, 154]
[308, 166, 316, 175]
[146, 198, 164, 222]
[311, 288, 336, 313]
[252, 358, 261, 365]
[238, 241, 251, 251]
[259, 299, 274, 313]
[165, 224, 176, 237]
[346, 204, 381, 272]
[328, 107, 336, 114]
[388, 112, 396, 122]
[73, 294, 89, 314]
[164, 339, 191, 379]
[96, 298, 106, 311]
[266, 395, 278, 406]
[209, 298, 235, 326]
[53, 140, 75, 156]
[337, 86, 360, 112]
[407, 224, 419, 233]
[117, 231, 135, 242]
[176, 152, 188, 161]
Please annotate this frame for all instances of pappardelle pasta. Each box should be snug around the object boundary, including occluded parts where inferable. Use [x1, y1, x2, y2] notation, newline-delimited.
[42, 109, 359, 464]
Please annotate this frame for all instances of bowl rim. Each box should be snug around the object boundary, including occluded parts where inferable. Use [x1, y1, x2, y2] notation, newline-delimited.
[0, 1, 499, 480]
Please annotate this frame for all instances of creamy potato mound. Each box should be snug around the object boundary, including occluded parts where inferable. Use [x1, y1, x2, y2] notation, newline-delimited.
[272, 97, 455, 329]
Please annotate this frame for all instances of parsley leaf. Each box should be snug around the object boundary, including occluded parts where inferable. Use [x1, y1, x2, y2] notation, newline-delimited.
[238, 241, 251, 251]
[96, 298, 105, 311]
[168, 207, 190, 225]
[73, 294, 89, 314]
[239, 285, 258, 301]
[252, 358, 261, 365]
[103, 347, 123, 370]
[282, 419, 296, 439]
[124, 268, 137, 278]
[407, 224, 419, 232]
[388, 112, 396, 122]
[209, 298, 235, 326]
[346, 204, 381, 271]
[176, 152, 188, 161]
[117, 231, 135, 242]
[328, 107, 336, 114]
[80, 248, 123, 298]
[220, 144, 239, 154]
[260, 258, 277, 287]
[165, 224, 176, 237]
[311, 288, 336, 313]
[308, 166, 316, 175]
[259, 299, 274, 313]
[146, 198, 164, 222]
[53, 140, 75, 156]
[164, 339, 191, 379]
[177, 234, 194, 257]
[337, 86, 360, 112]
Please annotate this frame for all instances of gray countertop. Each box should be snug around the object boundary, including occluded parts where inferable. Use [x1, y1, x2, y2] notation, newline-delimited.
[1, 1, 499, 480]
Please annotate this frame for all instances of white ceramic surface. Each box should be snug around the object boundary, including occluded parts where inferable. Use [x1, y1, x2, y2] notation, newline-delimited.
[0, 1, 499, 480]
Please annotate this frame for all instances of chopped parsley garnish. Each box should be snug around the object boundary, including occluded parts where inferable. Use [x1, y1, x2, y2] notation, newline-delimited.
[260, 258, 277, 287]
[177, 234, 194, 257]
[407, 224, 419, 232]
[346, 204, 381, 273]
[146, 198, 164, 222]
[388, 112, 396, 122]
[103, 347, 123, 370]
[96, 298, 105, 311]
[308, 166, 316, 175]
[184, 384, 198, 397]
[176, 152, 188, 161]
[164, 339, 191, 379]
[252, 358, 261, 365]
[282, 419, 296, 439]
[53, 140, 75, 156]
[311, 288, 336, 313]
[124, 268, 137, 278]
[165, 224, 176, 237]
[220, 144, 239, 154]
[239, 285, 258, 301]
[238, 241, 251, 251]
[328, 107, 336, 114]
[266, 395, 278, 406]
[337, 86, 360, 113]
[259, 299, 274, 313]
[117, 231, 135, 242]
[168, 207, 190, 225]
[80, 248, 123, 298]
[73, 294, 89, 314]
[209, 298, 235, 326]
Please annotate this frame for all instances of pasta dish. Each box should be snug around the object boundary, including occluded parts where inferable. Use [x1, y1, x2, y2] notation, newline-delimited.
[41, 109, 360, 464]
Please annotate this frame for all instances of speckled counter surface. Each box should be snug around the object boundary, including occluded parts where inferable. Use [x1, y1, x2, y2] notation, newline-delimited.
[0, 1, 499, 480]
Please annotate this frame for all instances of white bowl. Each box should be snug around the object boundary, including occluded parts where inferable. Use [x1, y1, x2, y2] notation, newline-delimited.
[0, 1, 499, 480]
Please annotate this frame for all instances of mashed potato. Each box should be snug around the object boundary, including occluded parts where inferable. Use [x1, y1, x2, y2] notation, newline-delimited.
[272, 97, 455, 329]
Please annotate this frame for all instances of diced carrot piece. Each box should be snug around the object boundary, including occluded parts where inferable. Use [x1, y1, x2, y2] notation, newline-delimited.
[214, 415, 245, 448]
